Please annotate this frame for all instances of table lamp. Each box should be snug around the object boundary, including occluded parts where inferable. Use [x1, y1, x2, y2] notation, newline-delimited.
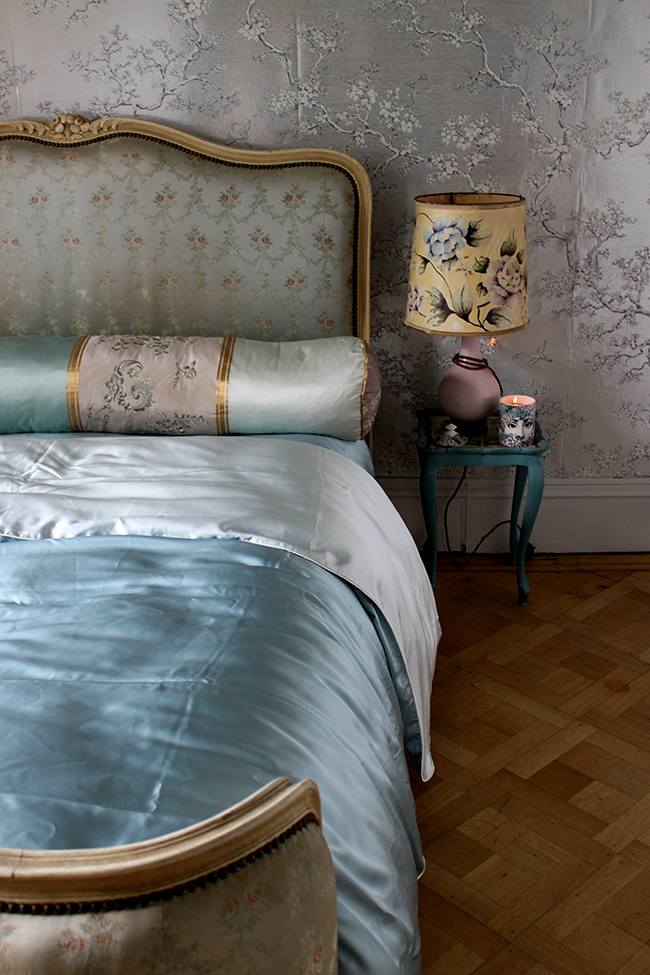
[405, 192, 529, 428]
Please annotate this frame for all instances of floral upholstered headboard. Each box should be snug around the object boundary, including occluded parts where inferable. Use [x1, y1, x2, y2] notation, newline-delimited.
[0, 114, 371, 342]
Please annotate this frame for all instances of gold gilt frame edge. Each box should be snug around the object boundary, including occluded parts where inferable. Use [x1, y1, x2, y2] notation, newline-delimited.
[0, 778, 322, 904]
[0, 113, 372, 344]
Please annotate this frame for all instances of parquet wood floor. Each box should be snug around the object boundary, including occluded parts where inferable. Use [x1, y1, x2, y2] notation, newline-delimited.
[414, 553, 650, 975]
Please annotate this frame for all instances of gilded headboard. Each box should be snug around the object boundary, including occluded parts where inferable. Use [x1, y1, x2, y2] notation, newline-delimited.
[0, 114, 371, 342]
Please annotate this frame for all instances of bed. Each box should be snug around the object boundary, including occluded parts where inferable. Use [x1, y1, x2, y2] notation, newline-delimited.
[0, 114, 440, 974]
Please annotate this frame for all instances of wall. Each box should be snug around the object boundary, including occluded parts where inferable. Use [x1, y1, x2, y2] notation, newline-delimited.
[1, 0, 649, 551]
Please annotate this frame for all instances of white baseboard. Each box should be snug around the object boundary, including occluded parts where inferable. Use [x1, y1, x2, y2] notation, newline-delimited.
[378, 475, 650, 554]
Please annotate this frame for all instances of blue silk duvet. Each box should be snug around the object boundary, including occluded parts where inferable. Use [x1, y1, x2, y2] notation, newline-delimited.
[0, 434, 440, 975]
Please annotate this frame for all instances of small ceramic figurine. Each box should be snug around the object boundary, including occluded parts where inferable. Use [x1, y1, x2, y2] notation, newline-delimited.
[435, 422, 468, 447]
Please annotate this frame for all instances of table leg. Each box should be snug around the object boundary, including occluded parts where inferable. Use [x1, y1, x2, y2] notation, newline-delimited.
[420, 462, 439, 588]
[510, 466, 528, 566]
[516, 460, 544, 606]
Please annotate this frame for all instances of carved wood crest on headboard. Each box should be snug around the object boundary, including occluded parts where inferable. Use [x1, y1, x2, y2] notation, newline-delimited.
[0, 115, 371, 342]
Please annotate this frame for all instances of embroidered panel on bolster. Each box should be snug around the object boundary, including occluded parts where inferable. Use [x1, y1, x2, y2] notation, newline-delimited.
[78, 335, 223, 435]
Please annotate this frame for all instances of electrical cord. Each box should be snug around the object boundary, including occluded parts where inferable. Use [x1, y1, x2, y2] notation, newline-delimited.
[443, 466, 515, 567]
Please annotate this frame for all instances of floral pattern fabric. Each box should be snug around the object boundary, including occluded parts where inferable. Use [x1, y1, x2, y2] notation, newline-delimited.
[406, 197, 529, 336]
[0, 822, 337, 974]
[0, 137, 356, 343]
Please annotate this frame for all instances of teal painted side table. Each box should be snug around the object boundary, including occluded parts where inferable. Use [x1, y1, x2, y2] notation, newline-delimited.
[416, 410, 549, 606]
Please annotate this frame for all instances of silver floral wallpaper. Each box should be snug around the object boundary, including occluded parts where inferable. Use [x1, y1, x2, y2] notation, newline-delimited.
[1, 0, 649, 495]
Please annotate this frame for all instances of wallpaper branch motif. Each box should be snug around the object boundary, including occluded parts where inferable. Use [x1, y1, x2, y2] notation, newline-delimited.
[0, 55, 33, 117]
[63, 1, 232, 118]
[243, 0, 428, 179]
[1, 0, 650, 482]
[25, 0, 107, 28]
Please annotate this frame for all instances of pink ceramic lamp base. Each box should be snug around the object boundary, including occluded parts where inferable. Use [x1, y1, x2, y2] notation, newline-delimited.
[437, 335, 501, 425]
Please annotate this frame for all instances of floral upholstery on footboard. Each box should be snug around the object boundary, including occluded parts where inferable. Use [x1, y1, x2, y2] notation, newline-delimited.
[0, 778, 337, 975]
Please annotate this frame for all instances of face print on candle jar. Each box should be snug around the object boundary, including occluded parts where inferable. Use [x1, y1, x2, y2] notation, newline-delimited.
[499, 395, 536, 447]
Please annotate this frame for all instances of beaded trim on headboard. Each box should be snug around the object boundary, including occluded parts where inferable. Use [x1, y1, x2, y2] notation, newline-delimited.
[0, 115, 372, 343]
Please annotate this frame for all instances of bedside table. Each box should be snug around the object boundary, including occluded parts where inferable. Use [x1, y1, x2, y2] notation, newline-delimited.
[416, 410, 549, 606]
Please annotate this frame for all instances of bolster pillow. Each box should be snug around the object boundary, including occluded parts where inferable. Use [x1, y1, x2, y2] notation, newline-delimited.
[0, 335, 380, 441]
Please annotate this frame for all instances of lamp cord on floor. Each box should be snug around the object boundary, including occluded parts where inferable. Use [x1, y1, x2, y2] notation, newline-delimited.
[443, 466, 513, 567]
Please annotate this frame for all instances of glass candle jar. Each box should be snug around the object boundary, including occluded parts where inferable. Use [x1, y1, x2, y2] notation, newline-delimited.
[499, 395, 536, 446]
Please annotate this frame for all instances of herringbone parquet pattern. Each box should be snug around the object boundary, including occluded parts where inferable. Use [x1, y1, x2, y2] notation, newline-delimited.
[414, 553, 650, 975]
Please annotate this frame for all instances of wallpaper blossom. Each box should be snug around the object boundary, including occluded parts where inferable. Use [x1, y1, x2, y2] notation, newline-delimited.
[1, 0, 649, 485]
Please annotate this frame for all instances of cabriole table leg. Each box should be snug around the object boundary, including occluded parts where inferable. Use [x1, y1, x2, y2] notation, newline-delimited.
[516, 460, 545, 606]
[510, 465, 529, 566]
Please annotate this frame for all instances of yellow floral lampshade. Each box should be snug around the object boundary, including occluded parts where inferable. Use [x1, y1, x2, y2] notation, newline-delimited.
[405, 193, 529, 336]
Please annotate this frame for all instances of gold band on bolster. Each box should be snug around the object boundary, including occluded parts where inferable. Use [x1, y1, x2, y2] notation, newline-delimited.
[215, 336, 236, 435]
[66, 336, 91, 432]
